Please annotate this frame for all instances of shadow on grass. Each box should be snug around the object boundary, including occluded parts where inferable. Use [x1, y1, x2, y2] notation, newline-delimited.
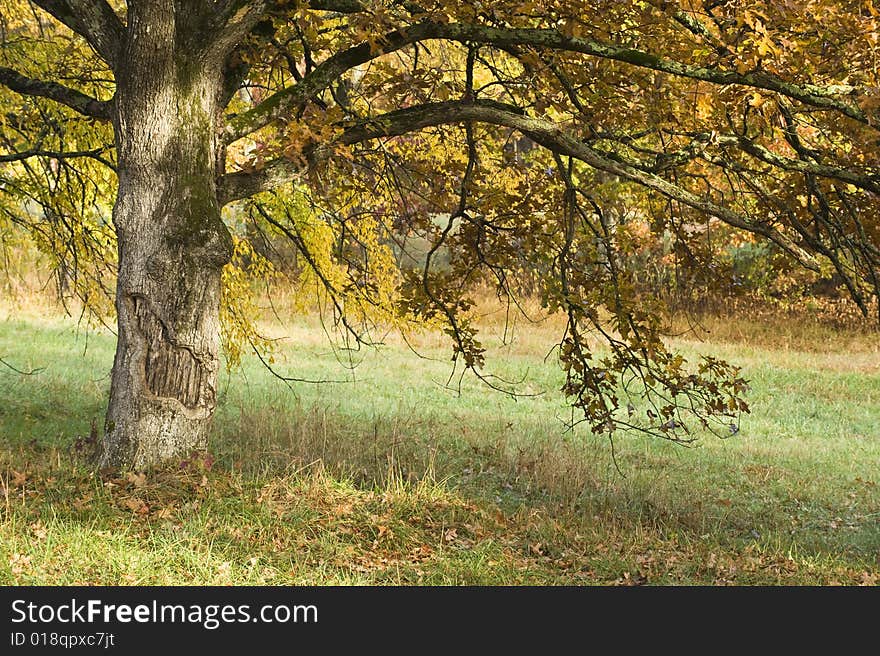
[212, 400, 880, 571]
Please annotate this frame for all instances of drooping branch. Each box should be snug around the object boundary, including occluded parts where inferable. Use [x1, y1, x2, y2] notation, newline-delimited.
[0, 66, 112, 119]
[218, 100, 817, 269]
[0, 145, 114, 168]
[31, 0, 125, 70]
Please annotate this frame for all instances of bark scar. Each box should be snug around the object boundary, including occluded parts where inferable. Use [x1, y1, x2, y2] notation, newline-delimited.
[129, 293, 213, 409]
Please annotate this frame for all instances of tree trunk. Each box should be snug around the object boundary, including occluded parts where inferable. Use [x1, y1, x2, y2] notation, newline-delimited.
[100, 8, 232, 468]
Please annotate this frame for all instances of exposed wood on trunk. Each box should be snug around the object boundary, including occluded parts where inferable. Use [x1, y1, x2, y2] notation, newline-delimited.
[131, 294, 213, 410]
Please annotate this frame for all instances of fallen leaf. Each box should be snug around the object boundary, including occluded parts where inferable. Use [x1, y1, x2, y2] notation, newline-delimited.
[9, 553, 31, 576]
[72, 495, 92, 511]
[123, 497, 148, 514]
[29, 522, 47, 540]
[217, 562, 232, 580]
[154, 506, 174, 520]
[410, 545, 433, 562]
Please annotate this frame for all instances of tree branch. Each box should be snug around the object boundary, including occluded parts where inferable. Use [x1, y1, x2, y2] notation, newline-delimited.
[203, 0, 270, 61]
[430, 23, 868, 127]
[206, 0, 375, 63]
[218, 99, 819, 270]
[306, 0, 368, 13]
[222, 21, 440, 143]
[0, 66, 112, 119]
[224, 20, 871, 144]
[714, 134, 880, 195]
[31, 0, 125, 70]
[219, 156, 309, 203]
[0, 145, 114, 168]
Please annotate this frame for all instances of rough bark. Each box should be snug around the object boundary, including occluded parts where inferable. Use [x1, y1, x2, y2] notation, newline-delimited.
[100, 5, 232, 469]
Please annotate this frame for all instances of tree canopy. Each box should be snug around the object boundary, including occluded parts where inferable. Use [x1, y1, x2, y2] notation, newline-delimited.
[1, 0, 878, 464]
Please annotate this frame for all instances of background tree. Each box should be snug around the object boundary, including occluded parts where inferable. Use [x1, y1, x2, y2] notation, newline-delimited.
[1, 0, 877, 468]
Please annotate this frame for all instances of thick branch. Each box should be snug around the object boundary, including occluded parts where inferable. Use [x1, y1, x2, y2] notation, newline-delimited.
[0, 66, 111, 119]
[715, 135, 880, 195]
[431, 24, 867, 127]
[306, 0, 368, 13]
[219, 157, 308, 203]
[223, 22, 440, 142]
[204, 1, 270, 61]
[336, 102, 802, 242]
[218, 99, 818, 269]
[224, 20, 870, 144]
[32, 0, 125, 69]
[207, 0, 381, 64]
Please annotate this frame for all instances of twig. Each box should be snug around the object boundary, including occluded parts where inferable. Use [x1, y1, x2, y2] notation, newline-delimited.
[0, 357, 44, 375]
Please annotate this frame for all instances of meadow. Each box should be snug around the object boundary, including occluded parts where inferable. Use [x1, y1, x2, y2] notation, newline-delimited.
[0, 296, 878, 585]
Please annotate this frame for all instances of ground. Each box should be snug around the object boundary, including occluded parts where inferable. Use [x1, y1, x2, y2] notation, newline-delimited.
[0, 298, 878, 585]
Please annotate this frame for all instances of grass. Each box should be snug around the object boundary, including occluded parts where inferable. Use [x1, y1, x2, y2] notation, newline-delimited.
[0, 300, 878, 585]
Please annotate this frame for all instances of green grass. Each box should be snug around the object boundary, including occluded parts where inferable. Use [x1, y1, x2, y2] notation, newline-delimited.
[0, 306, 878, 585]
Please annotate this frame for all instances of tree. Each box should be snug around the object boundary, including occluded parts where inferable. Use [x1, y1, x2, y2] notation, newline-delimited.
[1, 0, 877, 468]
